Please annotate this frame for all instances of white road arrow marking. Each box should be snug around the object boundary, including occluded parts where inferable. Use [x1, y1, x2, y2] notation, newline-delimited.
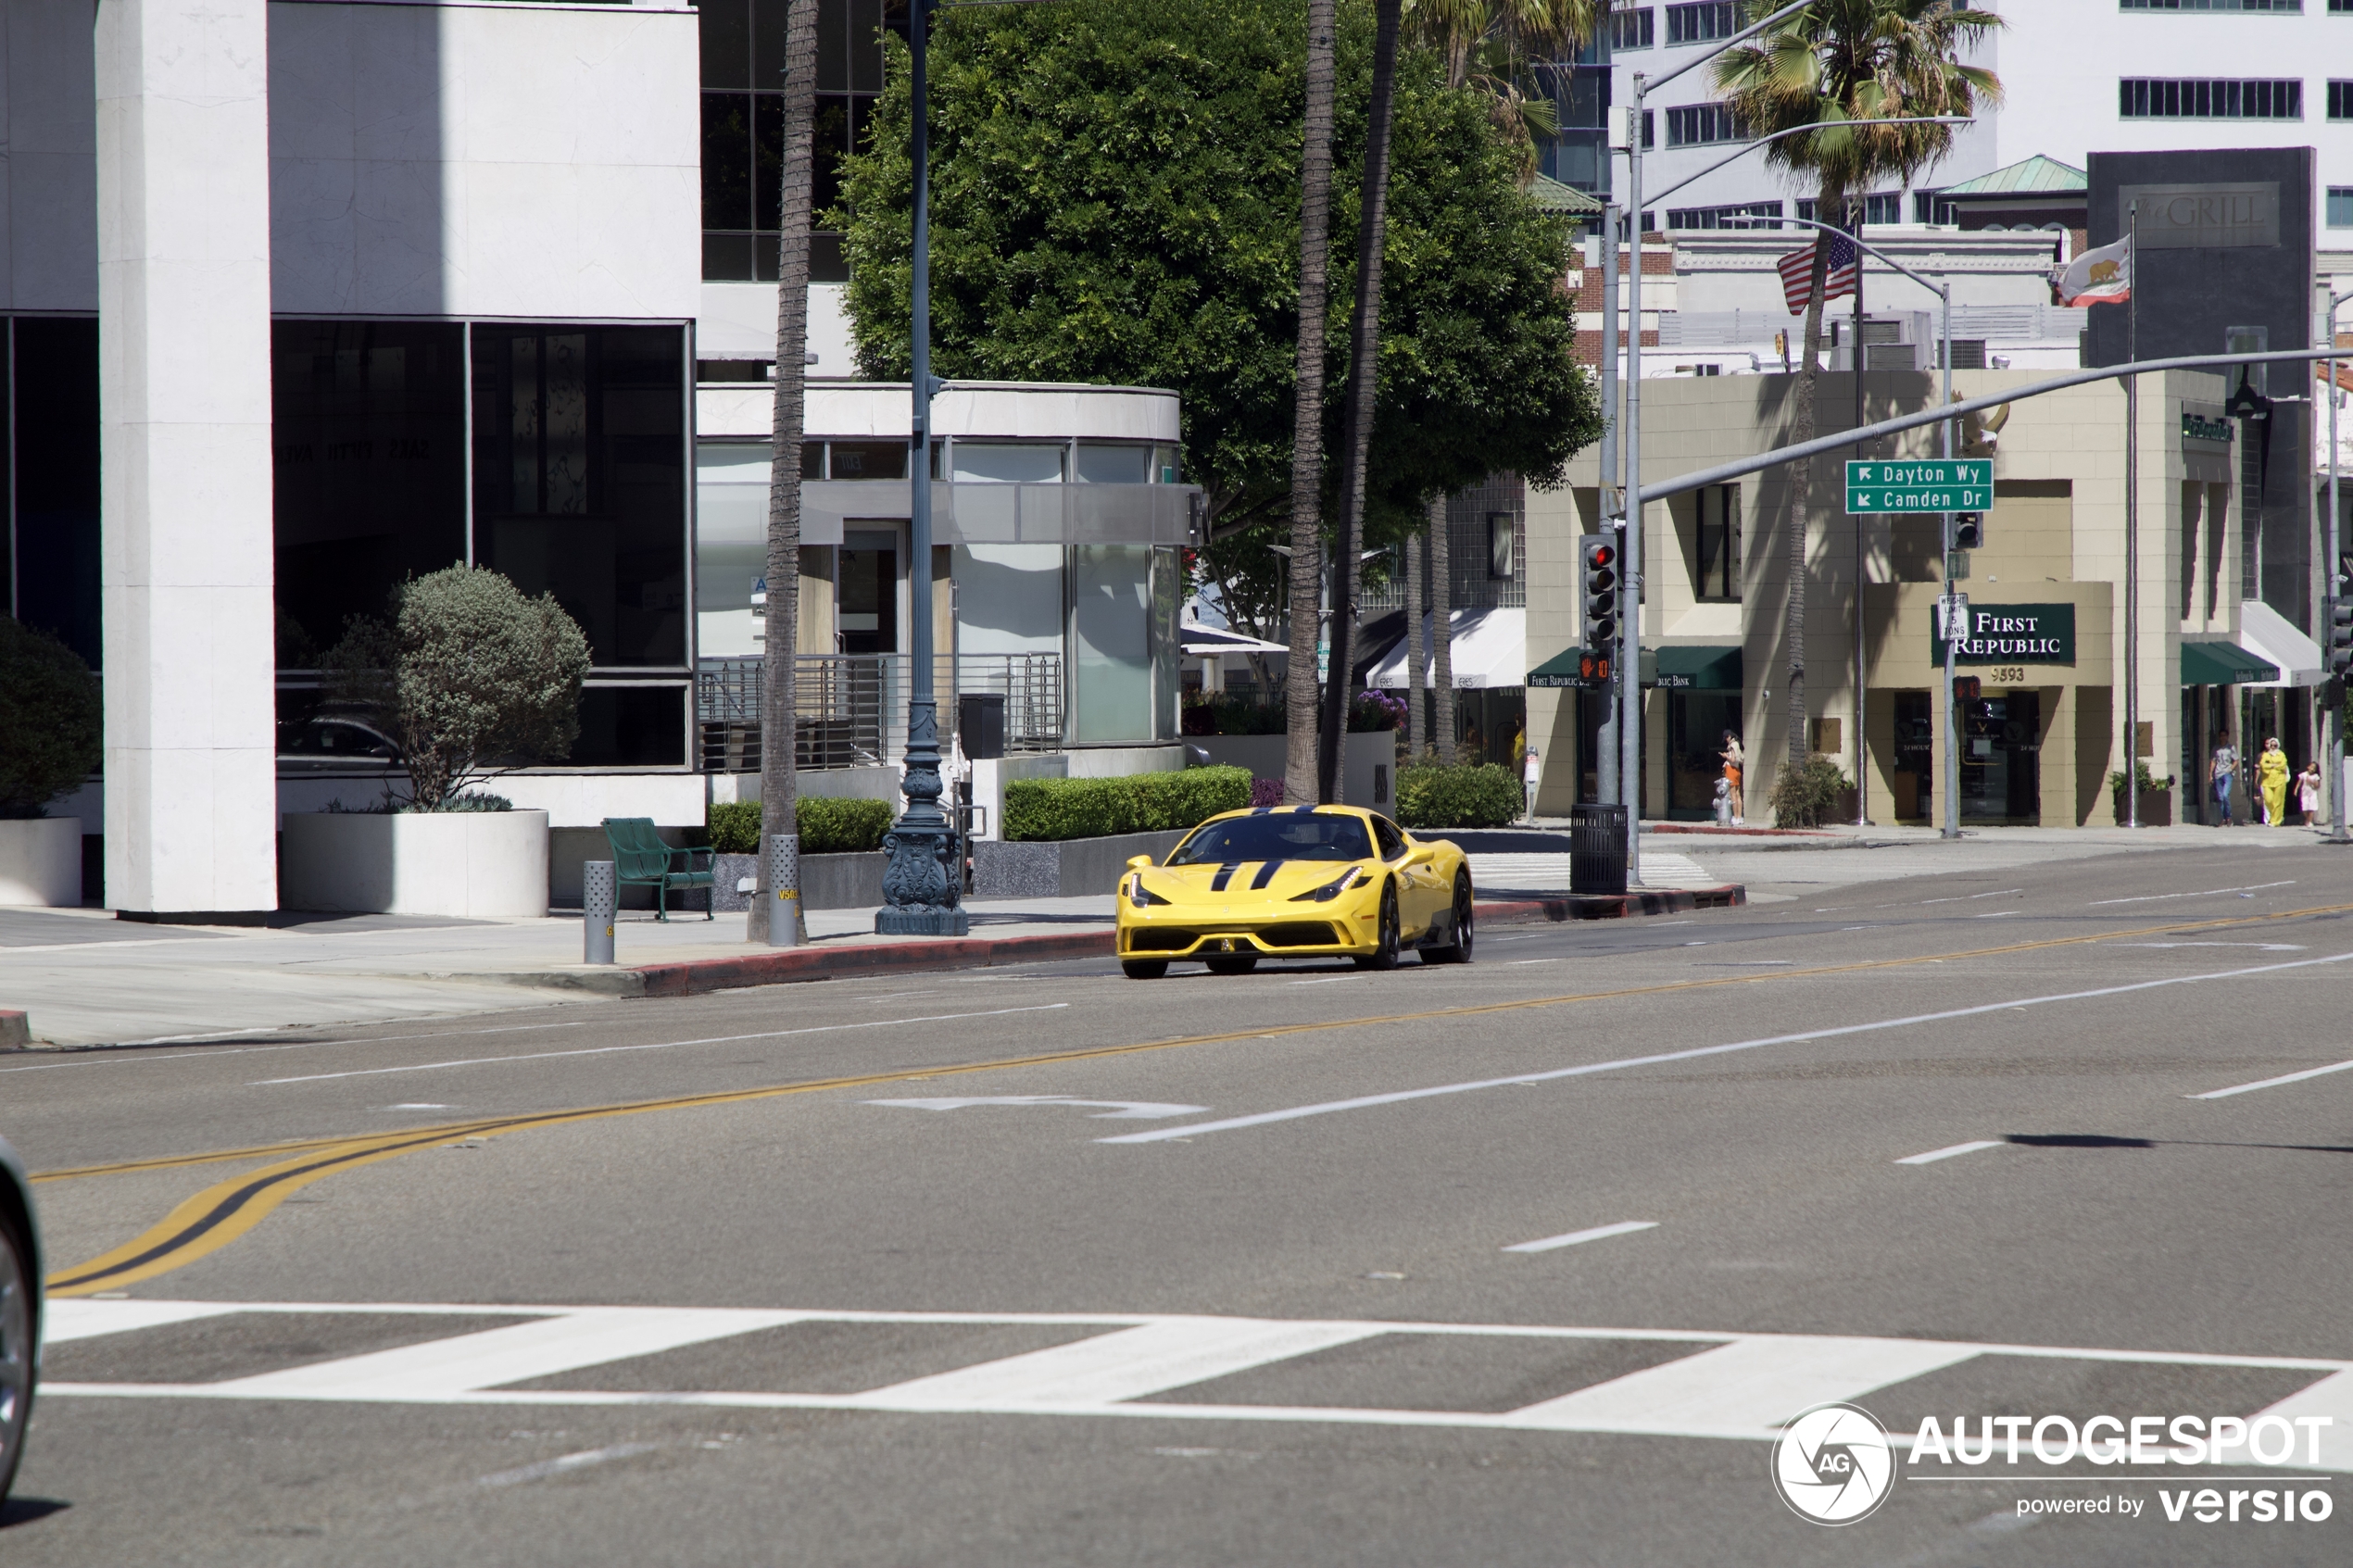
[864, 1095, 1210, 1120]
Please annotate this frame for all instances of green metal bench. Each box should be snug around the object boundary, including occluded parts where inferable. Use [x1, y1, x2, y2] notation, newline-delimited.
[602, 817, 714, 922]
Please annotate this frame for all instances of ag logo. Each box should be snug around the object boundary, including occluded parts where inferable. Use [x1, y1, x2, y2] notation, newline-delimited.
[1771, 1403, 1894, 1525]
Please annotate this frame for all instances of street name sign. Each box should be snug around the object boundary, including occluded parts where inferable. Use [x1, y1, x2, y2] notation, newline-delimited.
[1844, 459, 1992, 513]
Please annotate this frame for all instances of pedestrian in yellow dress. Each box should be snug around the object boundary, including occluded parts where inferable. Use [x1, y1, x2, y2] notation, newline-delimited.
[2257, 737, 2290, 827]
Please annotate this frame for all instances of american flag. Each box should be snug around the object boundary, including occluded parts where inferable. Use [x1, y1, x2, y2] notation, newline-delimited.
[1778, 229, 1858, 316]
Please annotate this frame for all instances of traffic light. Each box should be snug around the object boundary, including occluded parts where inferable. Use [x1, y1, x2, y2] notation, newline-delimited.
[1580, 535, 1619, 685]
[1952, 511, 1983, 550]
[2330, 558, 2353, 679]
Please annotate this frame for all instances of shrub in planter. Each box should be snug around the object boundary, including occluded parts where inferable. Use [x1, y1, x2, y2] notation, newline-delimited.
[1770, 752, 1852, 828]
[708, 797, 893, 855]
[323, 566, 591, 811]
[0, 618, 101, 818]
[1349, 689, 1405, 733]
[1248, 775, 1286, 809]
[1395, 762, 1521, 830]
[2107, 763, 2174, 812]
[1003, 766, 1251, 842]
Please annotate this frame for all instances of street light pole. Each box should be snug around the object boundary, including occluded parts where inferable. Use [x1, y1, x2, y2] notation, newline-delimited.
[2328, 288, 2351, 844]
[2123, 201, 2140, 831]
[876, 0, 968, 936]
[1596, 200, 1622, 808]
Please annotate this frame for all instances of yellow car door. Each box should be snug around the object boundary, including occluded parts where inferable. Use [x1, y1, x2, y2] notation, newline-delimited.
[1370, 814, 1435, 937]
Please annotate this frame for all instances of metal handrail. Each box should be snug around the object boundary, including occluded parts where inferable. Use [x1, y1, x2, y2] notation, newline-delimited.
[697, 653, 1064, 772]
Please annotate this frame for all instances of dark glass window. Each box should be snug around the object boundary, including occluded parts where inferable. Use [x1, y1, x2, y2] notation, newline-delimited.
[472, 325, 689, 670]
[573, 685, 690, 766]
[701, 0, 900, 282]
[271, 321, 468, 666]
[12, 318, 103, 668]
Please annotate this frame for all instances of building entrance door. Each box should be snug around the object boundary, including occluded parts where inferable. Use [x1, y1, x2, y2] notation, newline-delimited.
[1959, 690, 2040, 824]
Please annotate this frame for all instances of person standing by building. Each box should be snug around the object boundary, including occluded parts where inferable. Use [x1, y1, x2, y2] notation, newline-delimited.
[1720, 731, 1745, 827]
[2209, 734, 2238, 826]
[2258, 737, 2290, 828]
[1523, 745, 1541, 824]
[2296, 757, 2322, 828]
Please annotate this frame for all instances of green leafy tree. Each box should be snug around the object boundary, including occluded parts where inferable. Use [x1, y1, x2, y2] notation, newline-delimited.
[837, 0, 1598, 720]
[0, 617, 102, 818]
[1713, 0, 1999, 770]
[324, 566, 592, 811]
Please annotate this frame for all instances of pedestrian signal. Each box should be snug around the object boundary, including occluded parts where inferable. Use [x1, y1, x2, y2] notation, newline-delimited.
[1952, 511, 1982, 550]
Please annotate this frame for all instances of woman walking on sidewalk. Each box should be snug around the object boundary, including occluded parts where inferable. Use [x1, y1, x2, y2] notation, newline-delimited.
[2297, 758, 2322, 827]
[1720, 731, 1745, 827]
[2258, 738, 2290, 828]
[2209, 736, 2238, 826]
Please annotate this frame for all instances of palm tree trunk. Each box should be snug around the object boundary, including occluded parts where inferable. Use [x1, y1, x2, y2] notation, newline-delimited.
[1431, 492, 1455, 763]
[1316, 0, 1403, 803]
[1285, 0, 1340, 805]
[1405, 521, 1424, 759]
[753, 0, 818, 943]
[1783, 181, 1842, 780]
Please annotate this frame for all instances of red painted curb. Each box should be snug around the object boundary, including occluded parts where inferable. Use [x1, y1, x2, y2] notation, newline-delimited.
[621, 884, 1746, 998]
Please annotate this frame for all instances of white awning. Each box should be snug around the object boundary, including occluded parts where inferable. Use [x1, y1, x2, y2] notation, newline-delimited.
[1366, 607, 1526, 689]
[2237, 598, 2324, 688]
[1181, 620, 1290, 658]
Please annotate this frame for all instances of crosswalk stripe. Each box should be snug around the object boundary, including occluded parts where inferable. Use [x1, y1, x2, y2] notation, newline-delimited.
[847, 1318, 1378, 1411]
[208, 1308, 808, 1400]
[2249, 1370, 2353, 1473]
[1501, 1336, 1980, 1439]
[41, 1298, 249, 1345]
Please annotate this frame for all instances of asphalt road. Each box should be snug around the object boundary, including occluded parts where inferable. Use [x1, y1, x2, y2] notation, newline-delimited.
[5, 842, 2351, 1565]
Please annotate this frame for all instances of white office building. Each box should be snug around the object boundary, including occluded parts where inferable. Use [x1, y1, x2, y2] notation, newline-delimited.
[0, 0, 1196, 918]
[1606, 0, 2353, 239]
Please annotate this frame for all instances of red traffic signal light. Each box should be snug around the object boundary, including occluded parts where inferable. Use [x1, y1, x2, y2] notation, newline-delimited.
[1589, 542, 1616, 570]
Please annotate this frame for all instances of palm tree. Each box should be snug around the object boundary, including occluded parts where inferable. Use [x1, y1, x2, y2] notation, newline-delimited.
[755, 0, 821, 943]
[1401, 1, 1593, 774]
[1713, 0, 1999, 774]
[1285, 0, 1340, 804]
[1315, 0, 1408, 802]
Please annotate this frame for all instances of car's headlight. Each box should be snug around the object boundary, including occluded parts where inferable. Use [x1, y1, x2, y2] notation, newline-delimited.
[1290, 867, 1363, 903]
[1128, 873, 1171, 909]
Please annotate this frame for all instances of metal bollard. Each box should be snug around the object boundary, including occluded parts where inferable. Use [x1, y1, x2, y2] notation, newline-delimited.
[766, 834, 803, 947]
[584, 859, 616, 964]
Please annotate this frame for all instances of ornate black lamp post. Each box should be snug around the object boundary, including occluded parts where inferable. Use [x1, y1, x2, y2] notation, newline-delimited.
[877, 0, 969, 935]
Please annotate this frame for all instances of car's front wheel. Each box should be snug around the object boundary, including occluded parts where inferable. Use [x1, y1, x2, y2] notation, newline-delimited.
[0, 1206, 33, 1505]
[1121, 959, 1169, 980]
[1354, 881, 1402, 971]
[1422, 872, 1475, 964]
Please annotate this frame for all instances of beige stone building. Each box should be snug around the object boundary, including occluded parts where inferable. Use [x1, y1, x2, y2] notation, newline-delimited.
[1526, 367, 2314, 828]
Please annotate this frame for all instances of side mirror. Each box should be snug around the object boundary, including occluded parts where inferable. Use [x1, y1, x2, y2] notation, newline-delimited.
[1405, 846, 1436, 867]
[1126, 854, 1152, 871]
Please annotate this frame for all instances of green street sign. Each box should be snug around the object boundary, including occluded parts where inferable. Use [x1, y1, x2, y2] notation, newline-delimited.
[1844, 458, 1992, 514]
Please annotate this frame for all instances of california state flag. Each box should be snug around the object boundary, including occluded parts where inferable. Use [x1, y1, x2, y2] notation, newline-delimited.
[2053, 235, 2130, 306]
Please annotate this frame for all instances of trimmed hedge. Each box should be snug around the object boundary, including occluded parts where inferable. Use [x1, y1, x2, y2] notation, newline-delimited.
[707, 797, 895, 856]
[1003, 765, 1252, 842]
[1769, 752, 1851, 828]
[1395, 763, 1523, 830]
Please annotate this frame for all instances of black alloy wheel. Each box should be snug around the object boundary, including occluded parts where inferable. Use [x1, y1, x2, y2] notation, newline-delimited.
[1121, 959, 1169, 980]
[1355, 881, 1402, 971]
[1204, 954, 1259, 975]
[0, 1210, 32, 1504]
[1422, 872, 1475, 964]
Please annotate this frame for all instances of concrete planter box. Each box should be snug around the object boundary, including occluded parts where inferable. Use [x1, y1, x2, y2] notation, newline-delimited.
[975, 829, 1188, 899]
[0, 817, 82, 906]
[1190, 732, 1400, 811]
[711, 850, 886, 912]
[281, 810, 550, 918]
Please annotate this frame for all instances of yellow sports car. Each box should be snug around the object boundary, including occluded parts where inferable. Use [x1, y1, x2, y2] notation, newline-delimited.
[1115, 804, 1474, 978]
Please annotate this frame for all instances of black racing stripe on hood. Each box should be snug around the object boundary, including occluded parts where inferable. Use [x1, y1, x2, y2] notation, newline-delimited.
[1210, 863, 1239, 892]
[1251, 859, 1285, 890]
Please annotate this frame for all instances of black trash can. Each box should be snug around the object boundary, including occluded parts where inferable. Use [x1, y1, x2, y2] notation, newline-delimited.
[1570, 802, 1629, 896]
[958, 693, 1006, 759]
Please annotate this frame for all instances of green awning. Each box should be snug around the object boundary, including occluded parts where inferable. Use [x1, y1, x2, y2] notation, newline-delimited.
[2182, 641, 2278, 686]
[1648, 645, 1743, 690]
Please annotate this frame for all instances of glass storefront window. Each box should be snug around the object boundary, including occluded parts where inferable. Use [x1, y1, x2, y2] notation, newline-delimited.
[472, 324, 689, 670]
[696, 442, 774, 659]
[10, 318, 102, 668]
[1070, 544, 1154, 743]
[1074, 443, 1151, 483]
[271, 321, 468, 667]
[952, 442, 1063, 483]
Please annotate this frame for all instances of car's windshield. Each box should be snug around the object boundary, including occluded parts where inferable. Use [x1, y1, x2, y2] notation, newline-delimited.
[1167, 812, 1373, 866]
